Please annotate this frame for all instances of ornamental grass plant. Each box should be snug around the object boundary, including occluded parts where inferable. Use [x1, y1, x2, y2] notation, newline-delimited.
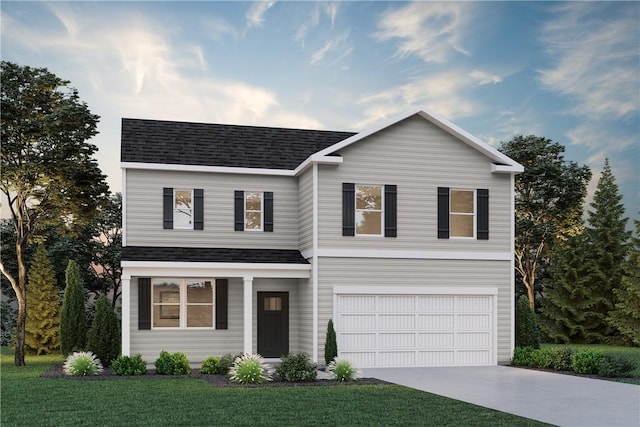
[63, 351, 103, 376]
[228, 353, 271, 384]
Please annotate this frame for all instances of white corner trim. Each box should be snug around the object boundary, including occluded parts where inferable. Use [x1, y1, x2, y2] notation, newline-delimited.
[316, 249, 512, 261]
[121, 168, 127, 247]
[333, 286, 498, 295]
[311, 162, 319, 363]
[121, 161, 295, 176]
[121, 277, 131, 356]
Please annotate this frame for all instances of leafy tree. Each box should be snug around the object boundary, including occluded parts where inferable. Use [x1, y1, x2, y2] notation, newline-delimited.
[25, 245, 60, 354]
[60, 260, 87, 355]
[499, 135, 591, 310]
[88, 295, 120, 367]
[584, 159, 630, 340]
[515, 295, 540, 348]
[540, 234, 597, 343]
[0, 61, 108, 365]
[608, 217, 640, 345]
[324, 319, 338, 365]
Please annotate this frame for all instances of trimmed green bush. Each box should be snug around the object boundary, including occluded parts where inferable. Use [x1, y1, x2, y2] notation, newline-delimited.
[154, 351, 191, 375]
[229, 353, 271, 384]
[200, 356, 221, 374]
[324, 319, 338, 365]
[515, 295, 540, 348]
[111, 354, 147, 376]
[511, 346, 535, 366]
[218, 353, 237, 375]
[275, 353, 317, 382]
[547, 347, 573, 371]
[597, 353, 637, 378]
[528, 348, 553, 369]
[327, 357, 359, 382]
[571, 350, 604, 374]
[87, 295, 120, 367]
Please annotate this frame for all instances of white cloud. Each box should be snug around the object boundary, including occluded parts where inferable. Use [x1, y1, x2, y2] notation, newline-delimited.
[295, 2, 340, 47]
[538, 2, 639, 120]
[469, 70, 502, 85]
[375, 1, 471, 63]
[566, 122, 638, 152]
[246, 1, 276, 29]
[309, 30, 352, 66]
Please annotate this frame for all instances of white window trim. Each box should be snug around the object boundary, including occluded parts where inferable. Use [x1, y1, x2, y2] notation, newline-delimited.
[450, 188, 476, 239]
[173, 189, 194, 230]
[244, 191, 263, 232]
[151, 278, 216, 330]
[355, 184, 384, 237]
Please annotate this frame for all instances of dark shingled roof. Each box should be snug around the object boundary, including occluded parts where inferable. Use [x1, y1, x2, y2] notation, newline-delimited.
[122, 246, 310, 264]
[121, 118, 356, 170]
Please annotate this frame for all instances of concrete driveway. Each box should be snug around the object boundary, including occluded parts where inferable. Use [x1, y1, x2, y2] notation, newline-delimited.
[361, 366, 640, 427]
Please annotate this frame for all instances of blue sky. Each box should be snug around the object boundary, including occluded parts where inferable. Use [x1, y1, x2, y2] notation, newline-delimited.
[2, 1, 638, 220]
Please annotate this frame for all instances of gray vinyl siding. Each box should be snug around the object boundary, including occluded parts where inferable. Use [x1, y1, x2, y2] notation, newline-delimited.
[298, 170, 313, 252]
[316, 258, 512, 363]
[129, 277, 303, 362]
[125, 169, 299, 249]
[317, 115, 512, 252]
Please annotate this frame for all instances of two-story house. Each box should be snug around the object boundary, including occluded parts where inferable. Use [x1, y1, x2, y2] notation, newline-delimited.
[120, 108, 523, 368]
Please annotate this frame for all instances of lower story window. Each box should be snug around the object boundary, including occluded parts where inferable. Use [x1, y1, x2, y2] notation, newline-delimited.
[152, 279, 214, 328]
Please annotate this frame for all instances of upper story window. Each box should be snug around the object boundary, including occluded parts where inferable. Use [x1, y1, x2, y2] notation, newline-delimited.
[173, 189, 193, 229]
[163, 187, 203, 230]
[355, 184, 383, 236]
[152, 279, 214, 328]
[244, 192, 263, 231]
[450, 189, 475, 238]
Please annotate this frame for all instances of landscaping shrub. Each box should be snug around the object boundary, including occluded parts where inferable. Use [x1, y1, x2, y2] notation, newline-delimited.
[547, 347, 573, 371]
[571, 350, 604, 374]
[528, 348, 553, 369]
[324, 319, 338, 365]
[511, 346, 535, 366]
[515, 295, 540, 349]
[111, 354, 147, 376]
[154, 351, 191, 375]
[63, 351, 103, 376]
[327, 357, 359, 382]
[87, 295, 120, 367]
[217, 353, 237, 375]
[274, 353, 317, 382]
[200, 356, 221, 374]
[229, 353, 271, 384]
[60, 260, 87, 356]
[597, 353, 637, 378]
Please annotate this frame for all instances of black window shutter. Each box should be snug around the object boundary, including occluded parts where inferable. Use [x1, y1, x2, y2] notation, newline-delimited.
[194, 188, 204, 230]
[342, 183, 355, 236]
[215, 279, 228, 330]
[384, 185, 397, 237]
[138, 278, 151, 330]
[437, 187, 450, 239]
[477, 189, 489, 240]
[264, 192, 274, 232]
[234, 191, 244, 231]
[163, 188, 173, 229]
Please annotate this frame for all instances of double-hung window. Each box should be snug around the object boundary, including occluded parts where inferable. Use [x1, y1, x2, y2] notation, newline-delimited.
[163, 187, 204, 230]
[234, 191, 274, 232]
[450, 189, 475, 238]
[244, 192, 263, 231]
[152, 279, 214, 328]
[437, 187, 489, 240]
[173, 189, 193, 229]
[342, 183, 397, 237]
[355, 184, 383, 235]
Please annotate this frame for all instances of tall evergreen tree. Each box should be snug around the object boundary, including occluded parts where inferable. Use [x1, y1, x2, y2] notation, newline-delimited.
[608, 217, 640, 345]
[584, 158, 630, 339]
[25, 245, 60, 354]
[60, 260, 87, 355]
[88, 295, 120, 367]
[540, 234, 599, 343]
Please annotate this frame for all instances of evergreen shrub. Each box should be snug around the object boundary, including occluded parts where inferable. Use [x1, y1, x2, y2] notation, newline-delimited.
[274, 353, 317, 382]
[324, 319, 338, 365]
[87, 295, 120, 367]
[597, 353, 637, 378]
[511, 346, 535, 366]
[571, 350, 604, 374]
[60, 260, 87, 355]
[515, 295, 540, 348]
[154, 351, 191, 375]
[111, 354, 147, 376]
[200, 356, 221, 374]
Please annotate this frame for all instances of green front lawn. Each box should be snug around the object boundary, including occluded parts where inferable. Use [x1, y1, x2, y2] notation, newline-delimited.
[1, 348, 549, 427]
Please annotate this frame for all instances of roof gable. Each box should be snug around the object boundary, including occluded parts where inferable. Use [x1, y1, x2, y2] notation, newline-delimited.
[121, 118, 355, 170]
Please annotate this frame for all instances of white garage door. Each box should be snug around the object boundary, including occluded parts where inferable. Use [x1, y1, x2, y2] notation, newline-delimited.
[335, 289, 495, 368]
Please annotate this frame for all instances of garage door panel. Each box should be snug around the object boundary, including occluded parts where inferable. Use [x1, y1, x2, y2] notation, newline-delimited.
[417, 332, 455, 348]
[418, 314, 455, 329]
[336, 293, 494, 368]
[458, 314, 491, 330]
[377, 314, 414, 329]
[340, 314, 376, 330]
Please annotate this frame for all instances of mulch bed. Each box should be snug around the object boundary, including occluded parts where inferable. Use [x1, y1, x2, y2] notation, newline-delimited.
[40, 364, 391, 387]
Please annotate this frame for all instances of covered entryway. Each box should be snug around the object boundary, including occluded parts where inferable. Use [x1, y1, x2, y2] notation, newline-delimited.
[257, 292, 289, 357]
[334, 287, 497, 368]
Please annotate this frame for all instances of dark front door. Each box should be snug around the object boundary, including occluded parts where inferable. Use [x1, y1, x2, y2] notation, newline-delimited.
[257, 292, 289, 357]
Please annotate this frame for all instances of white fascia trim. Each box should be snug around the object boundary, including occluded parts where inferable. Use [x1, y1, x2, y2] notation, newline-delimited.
[293, 155, 342, 176]
[316, 249, 512, 261]
[334, 286, 498, 295]
[492, 164, 524, 174]
[121, 261, 311, 279]
[311, 107, 524, 172]
[121, 161, 295, 176]
[301, 249, 314, 259]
